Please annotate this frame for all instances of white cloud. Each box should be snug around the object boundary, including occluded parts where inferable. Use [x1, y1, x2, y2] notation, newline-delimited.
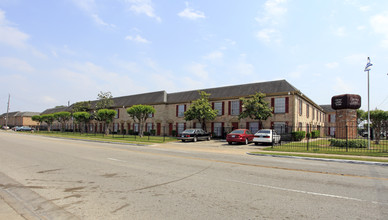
[370, 13, 388, 48]
[255, 0, 288, 26]
[0, 9, 29, 48]
[126, 0, 161, 22]
[333, 77, 353, 93]
[187, 63, 208, 80]
[256, 28, 281, 44]
[231, 54, 254, 76]
[288, 64, 308, 79]
[325, 62, 339, 69]
[178, 2, 206, 20]
[0, 57, 34, 72]
[203, 51, 223, 60]
[332, 27, 346, 37]
[125, 34, 151, 43]
[91, 14, 115, 28]
[255, 0, 288, 44]
[72, 0, 115, 27]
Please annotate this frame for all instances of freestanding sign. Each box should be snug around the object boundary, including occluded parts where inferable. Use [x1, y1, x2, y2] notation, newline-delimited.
[331, 94, 361, 139]
[331, 94, 361, 110]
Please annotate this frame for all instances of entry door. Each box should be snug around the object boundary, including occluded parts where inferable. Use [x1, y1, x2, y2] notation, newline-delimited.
[232, 122, 239, 130]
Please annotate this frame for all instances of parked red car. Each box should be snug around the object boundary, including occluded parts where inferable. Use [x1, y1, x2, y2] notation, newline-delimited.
[226, 129, 254, 145]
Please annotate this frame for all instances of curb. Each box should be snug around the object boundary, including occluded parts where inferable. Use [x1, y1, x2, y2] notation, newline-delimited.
[247, 153, 388, 166]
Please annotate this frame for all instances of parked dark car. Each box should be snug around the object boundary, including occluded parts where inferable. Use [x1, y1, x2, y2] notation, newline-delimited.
[178, 129, 211, 142]
[15, 126, 32, 131]
[226, 129, 254, 145]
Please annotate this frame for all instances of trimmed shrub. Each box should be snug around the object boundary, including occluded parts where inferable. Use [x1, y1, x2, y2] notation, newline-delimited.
[172, 130, 177, 136]
[292, 131, 306, 141]
[328, 139, 367, 148]
[150, 129, 156, 136]
[311, 130, 320, 139]
[143, 131, 151, 136]
[306, 132, 311, 139]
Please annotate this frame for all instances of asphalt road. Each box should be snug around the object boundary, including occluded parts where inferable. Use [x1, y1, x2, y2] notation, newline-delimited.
[1, 131, 388, 219]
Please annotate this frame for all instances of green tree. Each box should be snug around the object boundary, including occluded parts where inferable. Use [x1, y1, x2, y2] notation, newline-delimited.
[96, 109, 117, 135]
[96, 91, 114, 110]
[72, 101, 91, 112]
[369, 109, 388, 144]
[31, 115, 43, 131]
[357, 109, 366, 126]
[126, 105, 156, 137]
[184, 91, 217, 132]
[73, 112, 91, 133]
[41, 114, 55, 132]
[53, 111, 71, 132]
[238, 92, 273, 128]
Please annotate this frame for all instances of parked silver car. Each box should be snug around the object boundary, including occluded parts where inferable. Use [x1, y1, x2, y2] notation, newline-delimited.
[253, 129, 281, 145]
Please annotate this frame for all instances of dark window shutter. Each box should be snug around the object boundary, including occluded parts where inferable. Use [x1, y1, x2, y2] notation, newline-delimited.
[328, 114, 331, 122]
[271, 122, 274, 129]
[212, 102, 214, 109]
[211, 122, 214, 133]
[271, 98, 274, 113]
[193, 122, 196, 128]
[239, 100, 242, 113]
[222, 102, 225, 115]
[176, 105, 178, 117]
[228, 101, 231, 115]
[184, 104, 186, 111]
[246, 122, 249, 130]
[285, 97, 289, 113]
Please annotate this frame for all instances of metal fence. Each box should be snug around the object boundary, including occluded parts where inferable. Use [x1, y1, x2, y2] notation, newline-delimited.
[267, 125, 388, 153]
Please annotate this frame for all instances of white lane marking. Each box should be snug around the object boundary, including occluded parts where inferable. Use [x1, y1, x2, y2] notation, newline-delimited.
[225, 179, 388, 205]
[107, 158, 126, 162]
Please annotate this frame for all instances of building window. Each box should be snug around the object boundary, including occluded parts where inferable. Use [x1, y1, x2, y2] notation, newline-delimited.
[231, 100, 240, 116]
[115, 109, 119, 119]
[330, 114, 336, 123]
[114, 123, 118, 132]
[134, 123, 139, 132]
[213, 122, 222, 136]
[248, 122, 259, 134]
[274, 98, 286, 114]
[274, 122, 286, 134]
[298, 122, 303, 131]
[195, 123, 202, 129]
[146, 123, 153, 132]
[214, 102, 223, 116]
[177, 105, 185, 117]
[299, 99, 303, 116]
[312, 108, 315, 120]
[306, 104, 310, 118]
[177, 123, 185, 134]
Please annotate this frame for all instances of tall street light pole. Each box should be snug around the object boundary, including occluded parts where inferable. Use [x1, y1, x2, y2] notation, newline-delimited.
[364, 57, 372, 150]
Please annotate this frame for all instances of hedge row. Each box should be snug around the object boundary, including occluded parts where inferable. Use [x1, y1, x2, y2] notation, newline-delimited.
[328, 139, 367, 148]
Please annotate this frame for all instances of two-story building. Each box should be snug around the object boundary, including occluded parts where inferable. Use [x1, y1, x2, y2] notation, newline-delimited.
[41, 79, 326, 137]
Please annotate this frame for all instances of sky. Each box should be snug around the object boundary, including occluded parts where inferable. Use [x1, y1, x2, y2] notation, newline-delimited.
[1, 0, 388, 113]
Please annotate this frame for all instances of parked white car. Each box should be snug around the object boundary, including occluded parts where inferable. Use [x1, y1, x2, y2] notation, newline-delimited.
[253, 129, 281, 145]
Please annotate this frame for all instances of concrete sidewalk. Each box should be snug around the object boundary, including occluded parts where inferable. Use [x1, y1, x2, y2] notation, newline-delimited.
[0, 196, 24, 220]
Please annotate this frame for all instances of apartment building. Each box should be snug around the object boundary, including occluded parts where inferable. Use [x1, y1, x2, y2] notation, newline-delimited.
[0, 111, 40, 128]
[41, 80, 326, 136]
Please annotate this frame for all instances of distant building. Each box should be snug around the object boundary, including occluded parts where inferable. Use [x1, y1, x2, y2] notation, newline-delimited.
[0, 111, 40, 128]
[320, 104, 336, 136]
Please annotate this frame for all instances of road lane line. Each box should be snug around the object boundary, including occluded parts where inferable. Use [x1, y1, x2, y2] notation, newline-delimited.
[107, 158, 127, 163]
[225, 179, 388, 205]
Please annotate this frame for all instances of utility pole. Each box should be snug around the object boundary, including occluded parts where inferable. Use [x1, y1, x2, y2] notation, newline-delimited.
[5, 94, 10, 128]
[364, 57, 373, 150]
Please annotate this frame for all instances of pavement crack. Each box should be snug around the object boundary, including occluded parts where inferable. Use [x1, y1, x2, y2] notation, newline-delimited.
[132, 163, 212, 192]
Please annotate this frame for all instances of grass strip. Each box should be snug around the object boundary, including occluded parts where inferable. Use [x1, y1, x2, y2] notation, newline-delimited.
[249, 151, 388, 163]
